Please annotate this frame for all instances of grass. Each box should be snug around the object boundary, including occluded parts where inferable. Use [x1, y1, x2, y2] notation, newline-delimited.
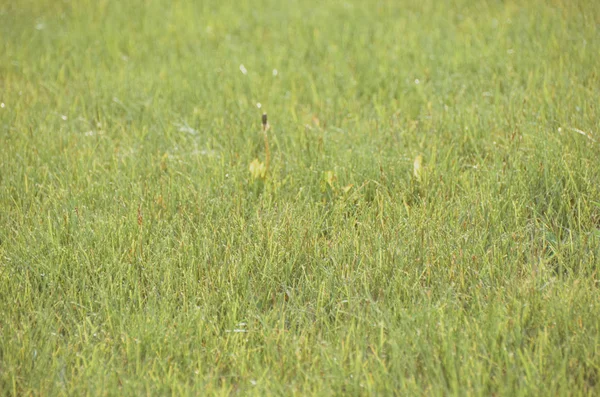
[1, 0, 600, 394]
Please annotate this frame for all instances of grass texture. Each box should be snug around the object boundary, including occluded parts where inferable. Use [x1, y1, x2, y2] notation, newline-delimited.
[1, 0, 600, 395]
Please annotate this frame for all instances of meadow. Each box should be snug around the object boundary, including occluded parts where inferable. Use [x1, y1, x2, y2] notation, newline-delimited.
[1, 0, 599, 394]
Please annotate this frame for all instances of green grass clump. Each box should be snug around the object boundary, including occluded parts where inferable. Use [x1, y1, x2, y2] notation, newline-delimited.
[1, 0, 600, 395]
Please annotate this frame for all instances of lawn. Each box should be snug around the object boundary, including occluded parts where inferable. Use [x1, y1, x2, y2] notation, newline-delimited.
[1, 0, 599, 395]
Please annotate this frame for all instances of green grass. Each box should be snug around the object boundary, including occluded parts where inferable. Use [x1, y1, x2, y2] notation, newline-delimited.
[1, 0, 600, 394]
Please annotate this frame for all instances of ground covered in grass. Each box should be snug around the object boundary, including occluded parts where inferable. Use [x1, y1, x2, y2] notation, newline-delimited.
[1, 0, 600, 394]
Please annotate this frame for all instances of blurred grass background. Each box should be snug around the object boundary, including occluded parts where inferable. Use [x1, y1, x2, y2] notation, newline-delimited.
[1, 0, 600, 394]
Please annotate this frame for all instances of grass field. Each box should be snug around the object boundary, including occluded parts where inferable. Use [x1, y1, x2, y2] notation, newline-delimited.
[1, 0, 600, 395]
